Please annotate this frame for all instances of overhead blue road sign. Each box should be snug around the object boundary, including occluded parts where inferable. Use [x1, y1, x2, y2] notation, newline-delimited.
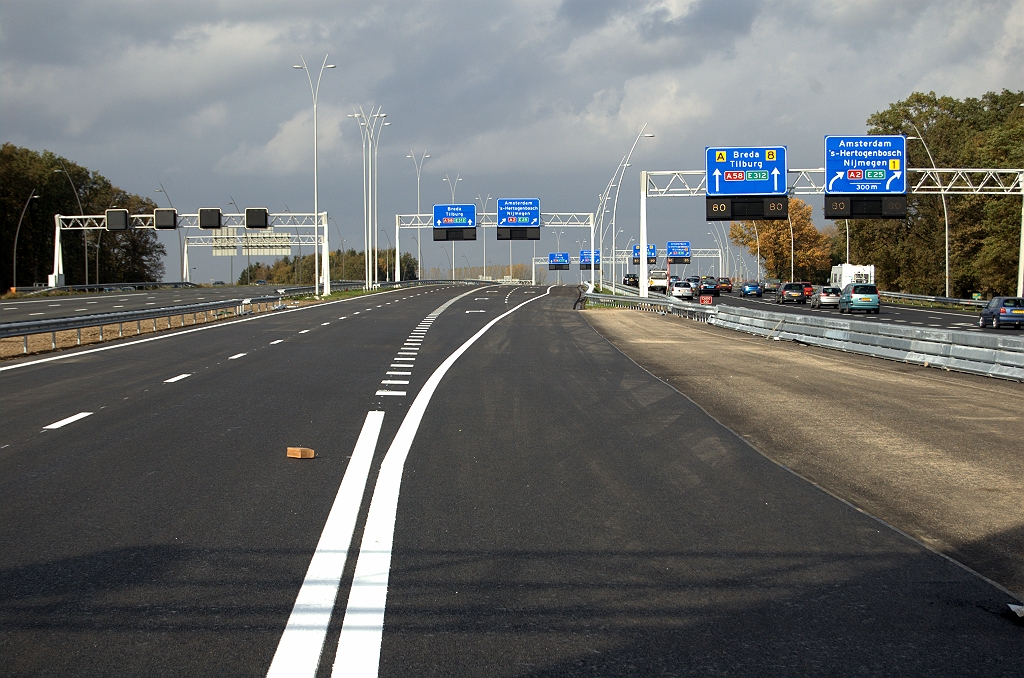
[666, 241, 691, 258]
[579, 250, 600, 265]
[433, 203, 476, 228]
[824, 135, 906, 194]
[632, 244, 657, 258]
[497, 198, 540, 225]
[705, 146, 787, 196]
[549, 252, 569, 265]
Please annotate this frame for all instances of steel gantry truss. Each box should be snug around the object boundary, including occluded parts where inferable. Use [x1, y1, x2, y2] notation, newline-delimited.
[531, 247, 722, 287]
[50, 212, 329, 290]
[395, 212, 595, 285]
[638, 167, 1024, 297]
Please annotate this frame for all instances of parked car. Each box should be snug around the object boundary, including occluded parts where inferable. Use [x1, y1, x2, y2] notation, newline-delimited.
[811, 285, 841, 308]
[670, 281, 695, 300]
[648, 270, 669, 293]
[623, 273, 639, 287]
[763, 278, 781, 295]
[699, 277, 720, 297]
[838, 283, 880, 314]
[739, 281, 763, 298]
[978, 296, 1024, 329]
[717, 277, 733, 292]
[775, 282, 806, 304]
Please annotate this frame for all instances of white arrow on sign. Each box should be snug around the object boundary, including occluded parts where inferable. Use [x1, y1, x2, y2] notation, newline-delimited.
[771, 167, 780, 191]
[436, 219, 442, 226]
[827, 171, 844, 192]
[886, 171, 902, 191]
[468, 219, 474, 226]
[713, 168, 721, 192]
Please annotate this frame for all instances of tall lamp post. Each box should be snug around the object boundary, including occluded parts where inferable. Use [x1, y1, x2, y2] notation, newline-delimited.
[444, 174, 461, 280]
[350, 107, 389, 288]
[12, 190, 40, 290]
[476, 193, 492, 280]
[407, 150, 429, 280]
[907, 123, 950, 297]
[55, 163, 86, 284]
[294, 55, 336, 296]
[608, 126, 654, 294]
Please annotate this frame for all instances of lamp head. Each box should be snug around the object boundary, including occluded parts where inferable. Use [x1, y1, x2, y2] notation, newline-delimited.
[293, 65, 304, 69]
[325, 64, 336, 69]
[644, 133, 655, 138]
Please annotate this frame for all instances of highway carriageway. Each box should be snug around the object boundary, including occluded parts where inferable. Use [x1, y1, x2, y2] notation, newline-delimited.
[0, 284, 1020, 675]
[723, 292, 992, 332]
[0, 285, 311, 323]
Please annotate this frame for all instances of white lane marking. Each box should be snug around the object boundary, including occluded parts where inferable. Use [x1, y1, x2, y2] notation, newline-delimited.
[164, 373, 191, 383]
[380, 380, 409, 385]
[376, 305, 382, 308]
[270, 340, 284, 345]
[29, 312, 43, 316]
[43, 412, 93, 430]
[474, 297, 490, 300]
[75, 308, 87, 311]
[267, 411, 385, 678]
[386, 371, 411, 375]
[389, 364, 409, 368]
[334, 285, 551, 676]
[48, 304, 60, 307]
[353, 312, 360, 315]
[393, 357, 415, 362]
[397, 352, 417, 356]
[113, 305, 124, 308]
[339, 317, 347, 320]
[375, 390, 406, 396]
[299, 330, 310, 334]
[466, 310, 486, 313]
[228, 352, 247, 360]
[321, 322, 331, 326]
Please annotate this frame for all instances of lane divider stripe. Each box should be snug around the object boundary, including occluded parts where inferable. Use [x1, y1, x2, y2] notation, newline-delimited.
[332, 286, 552, 676]
[43, 411, 93, 430]
[267, 410, 386, 678]
[164, 373, 191, 383]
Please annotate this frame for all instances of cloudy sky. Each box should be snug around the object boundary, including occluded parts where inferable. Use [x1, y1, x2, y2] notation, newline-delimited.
[2, 0, 1022, 281]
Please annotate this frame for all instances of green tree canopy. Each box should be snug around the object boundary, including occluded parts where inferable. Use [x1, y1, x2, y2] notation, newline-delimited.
[729, 197, 831, 281]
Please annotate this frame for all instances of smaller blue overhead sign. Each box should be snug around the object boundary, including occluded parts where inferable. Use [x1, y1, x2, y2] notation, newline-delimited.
[433, 203, 476, 228]
[579, 250, 600, 265]
[632, 244, 657, 258]
[666, 241, 691, 258]
[497, 198, 540, 225]
[706, 146, 787, 196]
[824, 135, 906, 194]
[549, 252, 569, 265]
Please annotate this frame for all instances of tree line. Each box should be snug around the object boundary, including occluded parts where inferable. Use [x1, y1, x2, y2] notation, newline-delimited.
[730, 89, 1024, 295]
[0, 143, 166, 290]
[236, 248, 418, 286]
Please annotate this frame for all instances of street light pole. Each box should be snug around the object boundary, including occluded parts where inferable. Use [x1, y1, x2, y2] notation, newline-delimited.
[12, 190, 40, 290]
[476, 193, 492, 280]
[407, 150, 429, 280]
[294, 55, 336, 296]
[907, 123, 950, 297]
[55, 163, 86, 284]
[154, 183, 184, 283]
[444, 174, 461, 280]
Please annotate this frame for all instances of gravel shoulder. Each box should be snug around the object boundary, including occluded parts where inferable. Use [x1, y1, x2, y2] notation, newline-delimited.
[583, 308, 1024, 598]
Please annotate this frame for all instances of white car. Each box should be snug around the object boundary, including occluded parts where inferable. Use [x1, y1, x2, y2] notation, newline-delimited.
[811, 285, 841, 308]
[670, 281, 695, 299]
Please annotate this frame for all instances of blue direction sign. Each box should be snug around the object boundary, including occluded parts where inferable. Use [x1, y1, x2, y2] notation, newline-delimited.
[432, 203, 476, 228]
[632, 243, 657, 259]
[666, 241, 691, 258]
[497, 198, 540, 225]
[579, 249, 601, 267]
[824, 135, 906, 194]
[549, 252, 569, 265]
[706, 146, 787, 196]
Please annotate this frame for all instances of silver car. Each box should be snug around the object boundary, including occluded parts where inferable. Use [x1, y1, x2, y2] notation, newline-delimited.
[811, 286, 841, 308]
[670, 281, 695, 299]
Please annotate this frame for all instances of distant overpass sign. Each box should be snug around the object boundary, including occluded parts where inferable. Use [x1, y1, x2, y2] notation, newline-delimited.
[433, 203, 477, 241]
[548, 252, 569, 270]
[666, 241, 691, 264]
[632, 243, 657, 265]
[580, 249, 600, 270]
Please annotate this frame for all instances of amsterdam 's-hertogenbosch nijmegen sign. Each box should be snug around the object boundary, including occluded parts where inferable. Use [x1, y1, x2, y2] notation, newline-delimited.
[823, 135, 908, 219]
[705, 146, 789, 221]
[433, 203, 477, 241]
[496, 198, 541, 241]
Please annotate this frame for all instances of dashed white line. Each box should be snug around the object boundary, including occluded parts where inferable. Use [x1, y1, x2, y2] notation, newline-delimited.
[321, 322, 331, 326]
[228, 352, 247, 360]
[270, 340, 284, 345]
[43, 412, 93, 430]
[164, 373, 191, 383]
[380, 380, 409, 385]
[386, 371, 411, 375]
[299, 330, 310, 334]
[375, 390, 407, 396]
[267, 410, 386, 678]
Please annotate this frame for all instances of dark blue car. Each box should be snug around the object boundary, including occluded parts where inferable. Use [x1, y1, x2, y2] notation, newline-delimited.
[979, 297, 1024, 329]
[740, 281, 762, 298]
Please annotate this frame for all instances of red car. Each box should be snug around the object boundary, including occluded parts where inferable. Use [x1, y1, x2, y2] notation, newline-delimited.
[800, 282, 814, 298]
[717, 277, 733, 293]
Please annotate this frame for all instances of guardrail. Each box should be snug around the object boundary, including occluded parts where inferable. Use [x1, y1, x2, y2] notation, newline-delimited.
[19, 281, 202, 295]
[1, 296, 283, 353]
[879, 290, 987, 309]
[583, 287, 1024, 382]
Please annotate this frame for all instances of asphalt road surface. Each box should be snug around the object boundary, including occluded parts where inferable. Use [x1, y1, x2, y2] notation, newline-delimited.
[0, 285, 304, 323]
[1, 285, 1020, 676]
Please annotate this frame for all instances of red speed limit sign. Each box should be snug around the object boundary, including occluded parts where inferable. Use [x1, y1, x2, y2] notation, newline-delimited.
[699, 295, 713, 305]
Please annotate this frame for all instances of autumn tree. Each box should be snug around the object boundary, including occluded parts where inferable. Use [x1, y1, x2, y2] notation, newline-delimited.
[729, 197, 831, 282]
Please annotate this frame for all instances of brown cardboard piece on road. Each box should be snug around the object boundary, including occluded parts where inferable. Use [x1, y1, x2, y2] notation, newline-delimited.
[287, 447, 315, 459]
